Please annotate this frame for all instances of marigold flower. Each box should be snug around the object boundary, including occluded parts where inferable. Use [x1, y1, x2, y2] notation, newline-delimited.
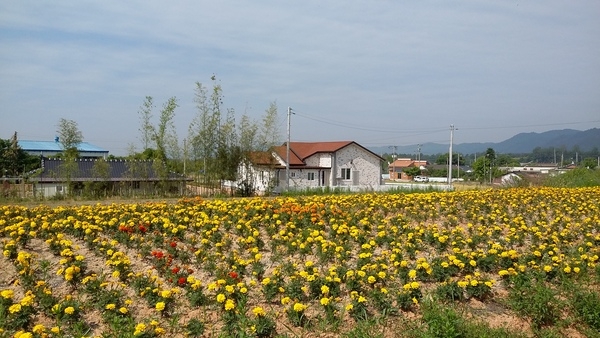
[225, 299, 235, 311]
[9, 303, 22, 313]
[106, 303, 116, 310]
[32, 324, 45, 333]
[252, 306, 265, 317]
[64, 306, 75, 315]
[134, 323, 146, 336]
[216, 294, 226, 303]
[320, 297, 330, 306]
[1, 289, 14, 299]
[155, 302, 165, 311]
[293, 302, 307, 312]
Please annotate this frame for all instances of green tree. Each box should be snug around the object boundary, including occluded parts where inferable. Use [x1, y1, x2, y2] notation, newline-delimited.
[188, 79, 222, 189]
[581, 157, 598, 169]
[237, 113, 259, 196]
[0, 134, 40, 179]
[403, 166, 421, 178]
[258, 101, 280, 151]
[435, 153, 464, 165]
[138, 96, 154, 151]
[56, 119, 83, 196]
[57, 118, 83, 158]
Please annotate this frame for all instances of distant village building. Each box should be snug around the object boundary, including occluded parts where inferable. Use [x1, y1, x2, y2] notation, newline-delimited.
[29, 157, 189, 197]
[388, 158, 428, 180]
[18, 138, 109, 158]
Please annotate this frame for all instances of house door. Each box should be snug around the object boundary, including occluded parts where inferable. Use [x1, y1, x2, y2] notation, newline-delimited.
[320, 171, 326, 186]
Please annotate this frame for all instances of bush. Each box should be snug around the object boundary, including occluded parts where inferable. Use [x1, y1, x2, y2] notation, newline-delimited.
[544, 168, 600, 187]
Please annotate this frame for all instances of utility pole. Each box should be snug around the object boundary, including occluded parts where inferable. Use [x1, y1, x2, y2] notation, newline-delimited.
[417, 144, 422, 162]
[448, 125, 455, 186]
[286, 107, 292, 190]
[388, 145, 397, 180]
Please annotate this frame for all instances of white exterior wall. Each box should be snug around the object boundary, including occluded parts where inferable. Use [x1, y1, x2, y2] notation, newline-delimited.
[333, 144, 381, 187]
[255, 143, 382, 192]
[35, 183, 67, 198]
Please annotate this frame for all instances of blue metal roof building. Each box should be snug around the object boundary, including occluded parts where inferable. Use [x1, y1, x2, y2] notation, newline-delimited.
[18, 140, 109, 158]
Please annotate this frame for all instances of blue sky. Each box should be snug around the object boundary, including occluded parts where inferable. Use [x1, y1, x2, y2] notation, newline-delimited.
[1, 1, 599, 156]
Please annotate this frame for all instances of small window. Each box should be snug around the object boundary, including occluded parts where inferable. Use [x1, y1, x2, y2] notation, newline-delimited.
[56, 186, 63, 192]
[307, 172, 315, 181]
[290, 172, 297, 178]
[341, 168, 351, 180]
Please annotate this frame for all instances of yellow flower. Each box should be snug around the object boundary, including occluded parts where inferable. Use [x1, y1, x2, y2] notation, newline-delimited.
[50, 326, 60, 334]
[134, 323, 146, 336]
[367, 275, 376, 284]
[1, 289, 14, 299]
[225, 299, 235, 311]
[160, 290, 172, 298]
[345, 303, 354, 311]
[9, 303, 22, 313]
[64, 306, 75, 315]
[155, 302, 165, 311]
[105, 303, 116, 310]
[281, 296, 291, 305]
[321, 285, 330, 295]
[32, 324, 45, 333]
[119, 307, 128, 314]
[357, 296, 366, 303]
[216, 294, 226, 303]
[320, 297, 330, 306]
[252, 306, 265, 317]
[293, 302, 307, 312]
[408, 269, 417, 279]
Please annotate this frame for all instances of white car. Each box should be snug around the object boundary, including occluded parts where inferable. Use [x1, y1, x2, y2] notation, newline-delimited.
[414, 176, 429, 182]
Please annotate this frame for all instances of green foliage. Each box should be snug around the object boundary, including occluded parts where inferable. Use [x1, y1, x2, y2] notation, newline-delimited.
[419, 300, 527, 338]
[185, 318, 206, 337]
[544, 167, 600, 187]
[571, 288, 600, 331]
[506, 275, 560, 329]
[57, 118, 83, 157]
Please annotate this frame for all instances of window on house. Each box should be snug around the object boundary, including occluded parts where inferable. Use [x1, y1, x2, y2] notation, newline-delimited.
[341, 168, 351, 180]
[56, 186, 63, 192]
[290, 172, 297, 178]
[307, 172, 315, 181]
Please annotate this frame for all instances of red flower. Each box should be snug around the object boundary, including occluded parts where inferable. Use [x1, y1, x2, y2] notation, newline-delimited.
[152, 251, 164, 259]
[172, 267, 181, 274]
[228, 271, 239, 279]
[170, 241, 177, 248]
[177, 277, 187, 286]
[138, 225, 147, 233]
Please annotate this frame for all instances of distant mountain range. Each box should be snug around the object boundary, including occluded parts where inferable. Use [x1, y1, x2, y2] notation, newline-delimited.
[369, 128, 600, 155]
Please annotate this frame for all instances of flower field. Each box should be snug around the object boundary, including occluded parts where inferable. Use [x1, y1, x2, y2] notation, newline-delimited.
[1, 187, 599, 337]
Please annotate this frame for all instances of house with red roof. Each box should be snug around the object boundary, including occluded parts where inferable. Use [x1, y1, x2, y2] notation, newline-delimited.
[388, 158, 429, 180]
[239, 141, 384, 194]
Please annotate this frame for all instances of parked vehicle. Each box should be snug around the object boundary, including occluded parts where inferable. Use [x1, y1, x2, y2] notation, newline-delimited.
[414, 176, 429, 182]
